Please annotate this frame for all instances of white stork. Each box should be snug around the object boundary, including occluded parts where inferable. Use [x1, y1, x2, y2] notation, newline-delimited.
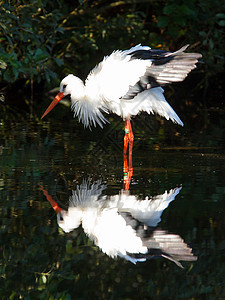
[41, 44, 202, 153]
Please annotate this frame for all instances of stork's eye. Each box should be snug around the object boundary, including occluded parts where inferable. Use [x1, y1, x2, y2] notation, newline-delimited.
[59, 214, 64, 221]
[62, 84, 67, 90]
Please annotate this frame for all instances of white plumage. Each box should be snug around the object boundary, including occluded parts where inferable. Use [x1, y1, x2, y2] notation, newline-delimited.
[41, 44, 202, 129]
[45, 180, 197, 267]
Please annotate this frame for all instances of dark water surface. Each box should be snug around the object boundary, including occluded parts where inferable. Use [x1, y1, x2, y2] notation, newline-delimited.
[0, 113, 225, 299]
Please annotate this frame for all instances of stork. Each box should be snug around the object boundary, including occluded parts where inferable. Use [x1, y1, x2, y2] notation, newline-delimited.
[41, 44, 202, 154]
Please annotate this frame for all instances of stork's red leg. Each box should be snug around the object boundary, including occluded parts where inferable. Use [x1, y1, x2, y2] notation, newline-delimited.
[123, 119, 129, 155]
[123, 119, 133, 190]
[123, 119, 134, 155]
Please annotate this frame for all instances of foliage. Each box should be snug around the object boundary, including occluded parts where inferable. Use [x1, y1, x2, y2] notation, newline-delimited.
[51, 2, 151, 80]
[156, 0, 225, 75]
[1, 0, 224, 85]
[0, 1, 64, 83]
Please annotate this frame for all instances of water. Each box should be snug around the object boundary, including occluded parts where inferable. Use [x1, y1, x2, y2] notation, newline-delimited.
[0, 114, 225, 299]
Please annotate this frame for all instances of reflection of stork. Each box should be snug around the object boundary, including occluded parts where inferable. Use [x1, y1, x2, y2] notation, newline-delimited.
[42, 180, 197, 267]
[41, 44, 202, 154]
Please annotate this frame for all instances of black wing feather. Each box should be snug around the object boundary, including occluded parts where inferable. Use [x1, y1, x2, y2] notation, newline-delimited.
[122, 45, 202, 100]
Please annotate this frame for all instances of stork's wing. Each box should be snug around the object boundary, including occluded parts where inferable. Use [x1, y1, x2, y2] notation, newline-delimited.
[85, 45, 201, 102]
[85, 47, 153, 101]
[122, 45, 202, 100]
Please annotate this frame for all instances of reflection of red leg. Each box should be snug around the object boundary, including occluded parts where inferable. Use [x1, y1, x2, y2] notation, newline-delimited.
[123, 152, 133, 190]
[123, 154, 129, 190]
[123, 119, 133, 190]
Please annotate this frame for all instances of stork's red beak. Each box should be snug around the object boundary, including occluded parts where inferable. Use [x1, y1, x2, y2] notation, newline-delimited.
[41, 92, 65, 119]
[40, 185, 62, 214]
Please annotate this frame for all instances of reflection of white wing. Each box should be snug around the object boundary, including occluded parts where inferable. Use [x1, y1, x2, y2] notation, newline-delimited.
[56, 180, 196, 267]
[110, 187, 182, 227]
[83, 207, 148, 261]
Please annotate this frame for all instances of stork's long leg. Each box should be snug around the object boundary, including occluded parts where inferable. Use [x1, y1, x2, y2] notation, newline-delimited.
[123, 119, 134, 155]
[123, 119, 133, 190]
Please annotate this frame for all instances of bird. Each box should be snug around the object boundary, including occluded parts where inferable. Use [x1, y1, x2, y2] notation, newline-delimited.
[41, 44, 202, 153]
[41, 180, 197, 267]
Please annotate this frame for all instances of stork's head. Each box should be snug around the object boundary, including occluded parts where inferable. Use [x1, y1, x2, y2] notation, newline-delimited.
[41, 74, 84, 119]
[59, 74, 84, 97]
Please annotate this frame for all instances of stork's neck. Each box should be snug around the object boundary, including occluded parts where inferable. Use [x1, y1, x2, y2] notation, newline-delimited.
[70, 76, 108, 128]
[70, 77, 86, 102]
